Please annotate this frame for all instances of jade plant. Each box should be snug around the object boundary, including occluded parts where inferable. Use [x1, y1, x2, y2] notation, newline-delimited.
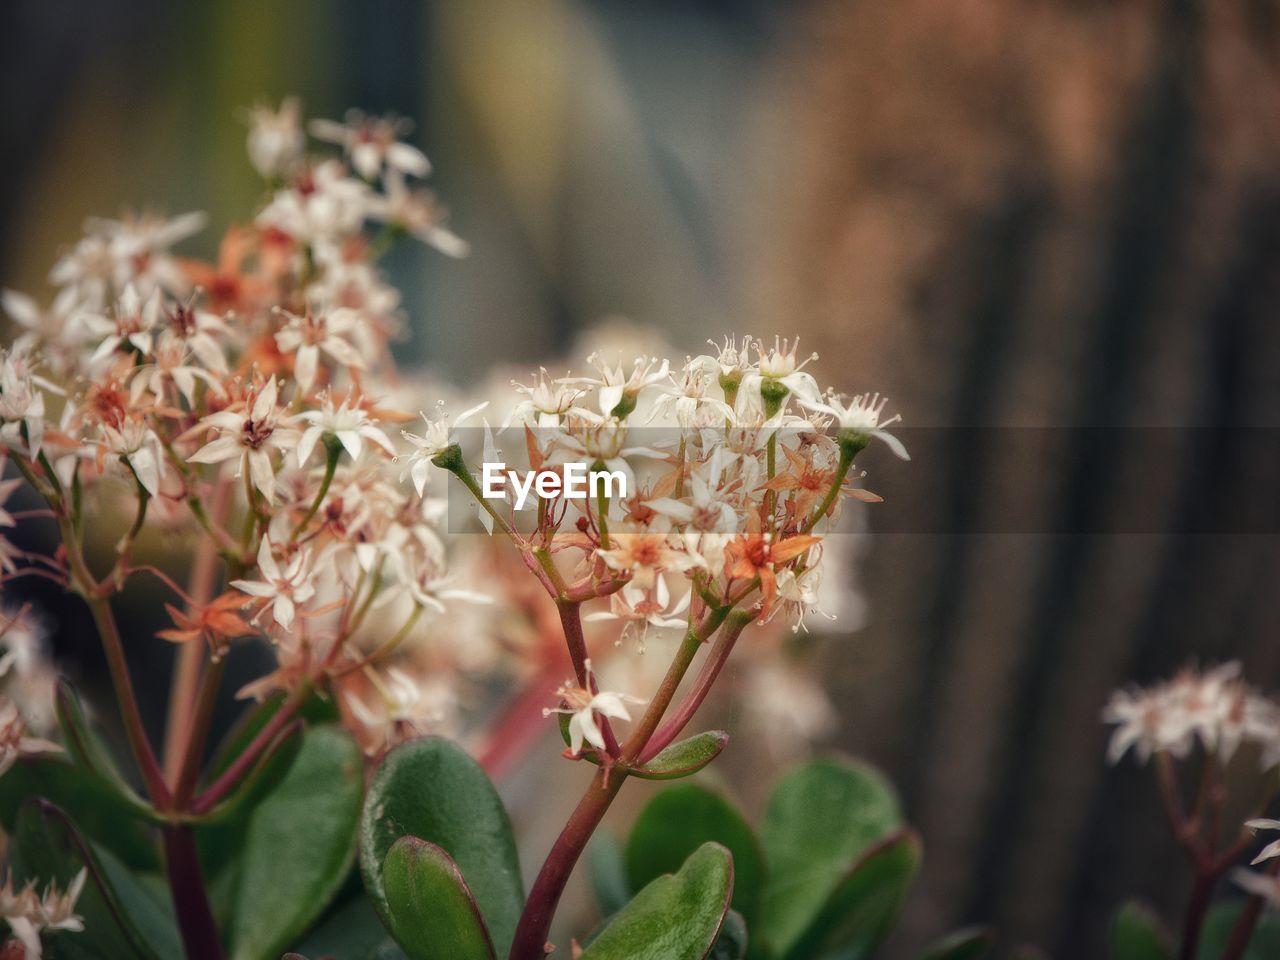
[0, 98, 962, 959]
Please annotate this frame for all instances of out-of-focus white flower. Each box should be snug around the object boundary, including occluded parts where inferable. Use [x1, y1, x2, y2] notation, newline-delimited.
[54, 210, 205, 304]
[230, 539, 316, 632]
[0, 866, 87, 959]
[129, 331, 225, 407]
[1233, 868, 1280, 908]
[0, 699, 61, 777]
[77, 284, 162, 366]
[346, 666, 455, 755]
[245, 97, 305, 179]
[188, 377, 299, 502]
[0, 348, 57, 459]
[310, 110, 431, 181]
[369, 171, 468, 257]
[1101, 662, 1280, 767]
[257, 161, 373, 245]
[1245, 819, 1280, 865]
[742, 658, 837, 755]
[800, 392, 910, 461]
[543, 661, 644, 754]
[100, 417, 165, 497]
[584, 580, 690, 653]
[297, 396, 395, 468]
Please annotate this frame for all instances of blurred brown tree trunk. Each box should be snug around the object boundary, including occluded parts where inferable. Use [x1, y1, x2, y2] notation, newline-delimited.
[757, 0, 1280, 954]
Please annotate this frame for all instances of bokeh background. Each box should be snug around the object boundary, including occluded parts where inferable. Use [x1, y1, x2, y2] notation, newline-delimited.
[5, 0, 1280, 956]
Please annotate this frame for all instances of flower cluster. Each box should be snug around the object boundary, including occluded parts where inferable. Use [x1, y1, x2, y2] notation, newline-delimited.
[1101, 662, 1280, 767]
[0, 868, 85, 959]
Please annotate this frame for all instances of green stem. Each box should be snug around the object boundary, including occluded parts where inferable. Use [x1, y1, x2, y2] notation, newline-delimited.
[290, 437, 341, 541]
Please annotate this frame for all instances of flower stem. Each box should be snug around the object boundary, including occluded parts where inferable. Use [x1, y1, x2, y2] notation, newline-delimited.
[1222, 857, 1280, 960]
[162, 825, 225, 960]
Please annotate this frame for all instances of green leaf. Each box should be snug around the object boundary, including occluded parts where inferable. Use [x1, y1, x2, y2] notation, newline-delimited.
[359, 737, 523, 955]
[197, 720, 304, 824]
[9, 798, 182, 960]
[782, 829, 921, 960]
[760, 758, 902, 954]
[1110, 902, 1171, 960]
[55, 679, 159, 822]
[633, 732, 730, 780]
[1196, 903, 1280, 960]
[293, 895, 407, 960]
[228, 726, 364, 960]
[588, 830, 632, 917]
[556, 717, 727, 780]
[626, 783, 765, 927]
[0, 756, 158, 870]
[580, 842, 735, 960]
[919, 926, 996, 960]
[709, 910, 749, 960]
[383, 836, 497, 960]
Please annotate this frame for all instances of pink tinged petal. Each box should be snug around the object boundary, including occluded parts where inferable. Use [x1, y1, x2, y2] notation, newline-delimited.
[296, 426, 323, 468]
[255, 537, 282, 582]
[129, 446, 161, 497]
[273, 594, 296, 630]
[0, 289, 39, 328]
[230, 580, 275, 598]
[308, 119, 348, 143]
[387, 142, 431, 177]
[877, 429, 911, 461]
[411, 459, 430, 497]
[352, 143, 381, 180]
[337, 430, 362, 460]
[188, 436, 241, 465]
[90, 335, 123, 365]
[320, 336, 365, 370]
[294, 344, 318, 393]
[252, 378, 279, 421]
[1252, 840, 1280, 865]
[248, 449, 276, 502]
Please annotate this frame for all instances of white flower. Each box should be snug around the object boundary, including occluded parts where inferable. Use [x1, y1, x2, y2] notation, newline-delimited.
[257, 160, 373, 245]
[0, 699, 61, 778]
[369, 171, 468, 257]
[230, 538, 316, 631]
[129, 331, 225, 408]
[505, 368, 583, 428]
[274, 305, 368, 393]
[100, 417, 165, 497]
[741, 336, 821, 408]
[297, 396, 395, 468]
[1246, 819, 1280, 865]
[188, 377, 299, 502]
[1233, 868, 1280, 908]
[346, 667, 455, 755]
[563, 353, 669, 418]
[245, 97, 305, 179]
[0, 348, 57, 459]
[584, 579, 690, 652]
[543, 661, 645, 754]
[399, 401, 489, 496]
[649, 361, 733, 430]
[77, 284, 162, 366]
[0, 866, 87, 959]
[800, 392, 910, 461]
[309, 110, 431, 181]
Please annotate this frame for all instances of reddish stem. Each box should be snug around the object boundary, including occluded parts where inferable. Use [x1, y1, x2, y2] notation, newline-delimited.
[162, 825, 224, 960]
[1222, 857, 1280, 960]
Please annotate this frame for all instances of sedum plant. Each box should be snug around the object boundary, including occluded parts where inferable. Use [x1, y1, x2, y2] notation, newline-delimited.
[0, 98, 987, 960]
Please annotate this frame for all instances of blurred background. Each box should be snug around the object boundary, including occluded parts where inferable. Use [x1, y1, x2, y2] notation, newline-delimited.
[4, 0, 1280, 956]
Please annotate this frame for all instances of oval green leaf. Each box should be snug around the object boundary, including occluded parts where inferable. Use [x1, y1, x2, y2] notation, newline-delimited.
[55, 679, 159, 822]
[292, 895, 405, 960]
[919, 926, 997, 960]
[359, 737, 523, 955]
[383, 836, 497, 960]
[9, 798, 182, 960]
[0, 757, 158, 870]
[580, 842, 734, 960]
[760, 757, 902, 954]
[1110, 902, 1171, 960]
[633, 732, 729, 780]
[588, 830, 632, 917]
[228, 726, 364, 960]
[782, 829, 921, 960]
[626, 783, 765, 927]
